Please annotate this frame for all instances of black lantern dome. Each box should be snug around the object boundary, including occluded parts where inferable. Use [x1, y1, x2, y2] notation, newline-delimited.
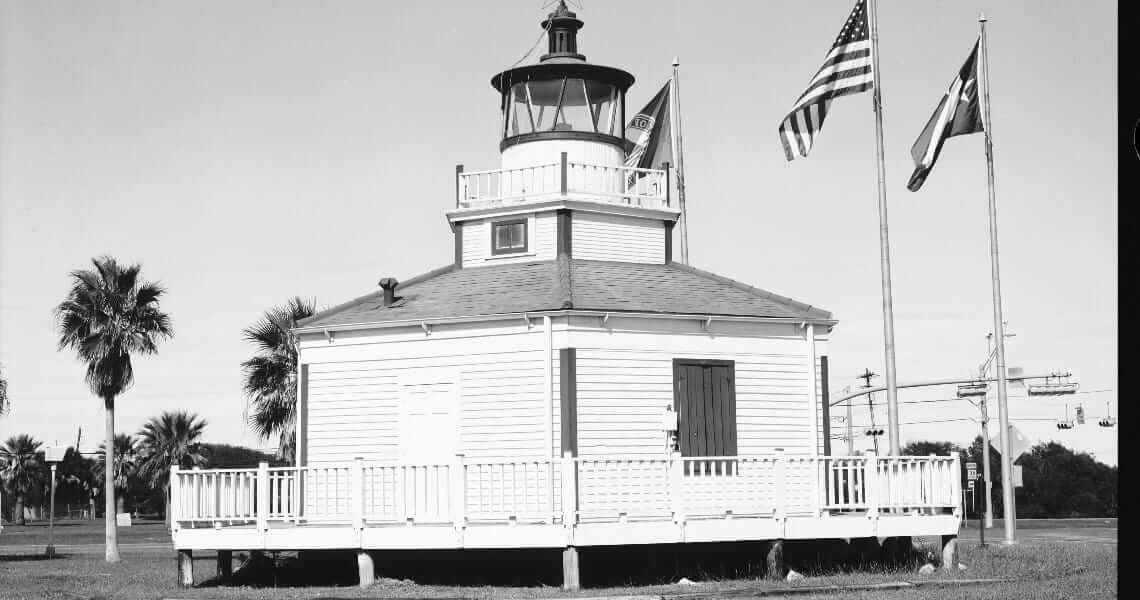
[492, 1, 635, 152]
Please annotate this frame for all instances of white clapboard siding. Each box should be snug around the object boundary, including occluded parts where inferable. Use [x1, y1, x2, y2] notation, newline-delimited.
[460, 212, 556, 268]
[573, 349, 813, 460]
[304, 329, 548, 466]
[572, 212, 664, 264]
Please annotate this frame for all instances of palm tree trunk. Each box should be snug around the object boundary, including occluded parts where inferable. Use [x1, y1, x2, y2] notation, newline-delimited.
[164, 483, 170, 528]
[104, 394, 121, 562]
[116, 495, 125, 515]
[14, 496, 25, 526]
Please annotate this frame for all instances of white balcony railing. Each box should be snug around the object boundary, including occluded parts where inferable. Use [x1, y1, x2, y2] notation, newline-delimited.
[456, 154, 670, 211]
[171, 452, 960, 531]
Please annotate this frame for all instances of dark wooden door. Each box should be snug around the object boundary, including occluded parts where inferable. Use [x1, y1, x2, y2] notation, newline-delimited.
[674, 360, 737, 457]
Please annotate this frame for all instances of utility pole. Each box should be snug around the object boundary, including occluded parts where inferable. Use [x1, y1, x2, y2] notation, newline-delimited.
[858, 369, 882, 454]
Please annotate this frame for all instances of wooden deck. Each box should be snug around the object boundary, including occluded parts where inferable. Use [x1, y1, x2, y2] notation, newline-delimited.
[170, 452, 962, 551]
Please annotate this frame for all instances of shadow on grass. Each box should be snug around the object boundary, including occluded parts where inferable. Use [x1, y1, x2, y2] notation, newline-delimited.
[0, 553, 71, 562]
[193, 537, 933, 590]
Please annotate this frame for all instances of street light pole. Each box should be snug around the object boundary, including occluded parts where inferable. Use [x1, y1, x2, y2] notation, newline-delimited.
[47, 463, 58, 558]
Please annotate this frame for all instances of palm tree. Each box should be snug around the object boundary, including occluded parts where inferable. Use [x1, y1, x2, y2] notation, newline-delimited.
[95, 434, 138, 515]
[55, 256, 173, 562]
[241, 297, 315, 463]
[1, 435, 46, 525]
[136, 410, 208, 525]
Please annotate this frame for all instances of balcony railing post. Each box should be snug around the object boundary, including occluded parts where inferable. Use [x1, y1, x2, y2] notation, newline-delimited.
[170, 466, 181, 531]
[351, 457, 364, 532]
[773, 448, 786, 521]
[560, 451, 577, 531]
[256, 462, 269, 532]
[951, 453, 963, 518]
[662, 161, 672, 208]
[669, 451, 685, 524]
[863, 451, 879, 521]
[455, 164, 464, 209]
[560, 152, 568, 196]
[451, 454, 466, 530]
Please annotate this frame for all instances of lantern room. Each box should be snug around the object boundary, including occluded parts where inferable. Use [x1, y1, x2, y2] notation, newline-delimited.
[491, 1, 634, 171]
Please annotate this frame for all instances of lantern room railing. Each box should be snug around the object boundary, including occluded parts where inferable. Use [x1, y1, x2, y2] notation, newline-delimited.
[456, 153, 670, 211]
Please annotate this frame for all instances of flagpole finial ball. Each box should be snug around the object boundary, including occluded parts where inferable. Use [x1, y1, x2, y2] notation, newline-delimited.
[979, 11, 987, 22]
[672, 57, 680, 67]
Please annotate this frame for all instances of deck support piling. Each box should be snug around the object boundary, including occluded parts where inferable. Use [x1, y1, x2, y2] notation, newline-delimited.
[766, 539, 785, 580]
[562, 546, 580, 590]
[177, 550, 194, 588]
[940, 535, 959, 572]
[216, 550, 232, 579]
[358, 551, 375, 588]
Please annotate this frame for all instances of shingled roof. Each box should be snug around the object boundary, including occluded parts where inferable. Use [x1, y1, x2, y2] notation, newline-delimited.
[296, 257, 832, 330]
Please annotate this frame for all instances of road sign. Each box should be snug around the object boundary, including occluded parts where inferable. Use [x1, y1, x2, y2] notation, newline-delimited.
[968, 479, 975, 490]
[1012, 465, 1023, 487]
[990, 423, 1033, 461]
[966, 461, 977, 479]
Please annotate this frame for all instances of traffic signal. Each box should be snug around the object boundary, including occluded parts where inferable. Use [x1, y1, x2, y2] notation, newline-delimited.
[865, 428, 884, 437]
[1056, 421, 1074, 430]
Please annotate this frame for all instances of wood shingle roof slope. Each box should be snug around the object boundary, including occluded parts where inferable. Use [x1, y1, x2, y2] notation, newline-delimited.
[295, 257, 832, 330]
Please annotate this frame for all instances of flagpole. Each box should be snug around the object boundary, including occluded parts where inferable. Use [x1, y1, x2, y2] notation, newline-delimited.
[867, 0, 900, 455]
[670, 58, 690, 264]
[979, 11, 1016, 545]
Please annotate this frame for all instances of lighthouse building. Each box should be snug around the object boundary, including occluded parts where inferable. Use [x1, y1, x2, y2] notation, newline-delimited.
[169, 4, 962, 589]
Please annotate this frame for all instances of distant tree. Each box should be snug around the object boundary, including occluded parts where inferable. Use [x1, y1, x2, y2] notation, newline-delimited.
[0, 363, 8, 417]
[136, 411, 208, 525]
[95, 434, 139, 515]
[0, 435, 47, 525]
[55, 256, 173, 561]
[901, 440, 963, 457]
[241, 297, 316, 464]
[56, 447, 97, 517]
[201, 443, 281, 469]
[1017, 442, 1118, 518]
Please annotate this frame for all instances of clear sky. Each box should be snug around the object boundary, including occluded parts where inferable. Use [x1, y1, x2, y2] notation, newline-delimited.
[0, 1, 1116, 464]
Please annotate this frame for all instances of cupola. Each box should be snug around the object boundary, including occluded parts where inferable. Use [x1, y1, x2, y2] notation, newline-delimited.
[491, 1, 635, 171]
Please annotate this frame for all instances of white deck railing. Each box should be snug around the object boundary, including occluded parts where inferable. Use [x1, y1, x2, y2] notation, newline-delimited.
[171, 452, 960, 530]
[456, 154, 669, 211]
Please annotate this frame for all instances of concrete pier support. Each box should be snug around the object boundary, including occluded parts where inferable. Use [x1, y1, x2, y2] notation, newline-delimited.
[766, 539, 785, 580]
[941, 535, 959, 572]
[216, 550, 232, 579]
[177, 550, 194, 588]
[357, 551, 375, 588]
[562, 546, 580, 590]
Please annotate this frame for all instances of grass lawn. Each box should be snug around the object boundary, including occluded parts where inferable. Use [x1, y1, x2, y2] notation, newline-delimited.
[0, 535, 1116, 600]
[0, 518, 172, 547]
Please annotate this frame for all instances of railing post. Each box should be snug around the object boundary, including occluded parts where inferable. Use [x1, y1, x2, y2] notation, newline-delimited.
[864, 450, 879, 522]
[351, 457, 365, 532]
[669, 451, 685, 525]
[560, 152, 568, 196]
[170, 466, 181, 531]
[560, 451, 577, 532]
[455, 164, 464, 209]
[662, 161, 672, 208]
[817, 457, 827, 517]
[773, 449, 786, 521]
[451, 453, 466, 530]
[950, 453, 962, 518]
[256, 462, 269, 532]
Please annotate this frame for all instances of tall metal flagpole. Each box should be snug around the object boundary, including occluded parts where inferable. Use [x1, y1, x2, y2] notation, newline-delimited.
[979, 12, 1016, 545]
[867, 0, 900, 455]
[670, 58, 690, 264]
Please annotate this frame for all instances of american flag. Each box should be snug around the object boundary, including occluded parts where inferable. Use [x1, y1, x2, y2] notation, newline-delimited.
[778, 0, 874, 161]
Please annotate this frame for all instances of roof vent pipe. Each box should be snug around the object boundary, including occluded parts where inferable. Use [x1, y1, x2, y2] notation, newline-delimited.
[378, 277, 399, 306]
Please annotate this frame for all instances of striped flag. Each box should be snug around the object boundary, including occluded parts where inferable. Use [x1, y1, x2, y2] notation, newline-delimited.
[906, 40, 984, 191]
[778, 0, 874, 161]
[624, 82, 672, 187]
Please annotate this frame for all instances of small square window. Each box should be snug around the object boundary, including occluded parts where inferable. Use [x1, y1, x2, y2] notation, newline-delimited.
[491, 219, 528, 255]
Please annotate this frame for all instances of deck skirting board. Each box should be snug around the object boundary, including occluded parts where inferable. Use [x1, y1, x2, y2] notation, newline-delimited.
[171, 514, 959, 551]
